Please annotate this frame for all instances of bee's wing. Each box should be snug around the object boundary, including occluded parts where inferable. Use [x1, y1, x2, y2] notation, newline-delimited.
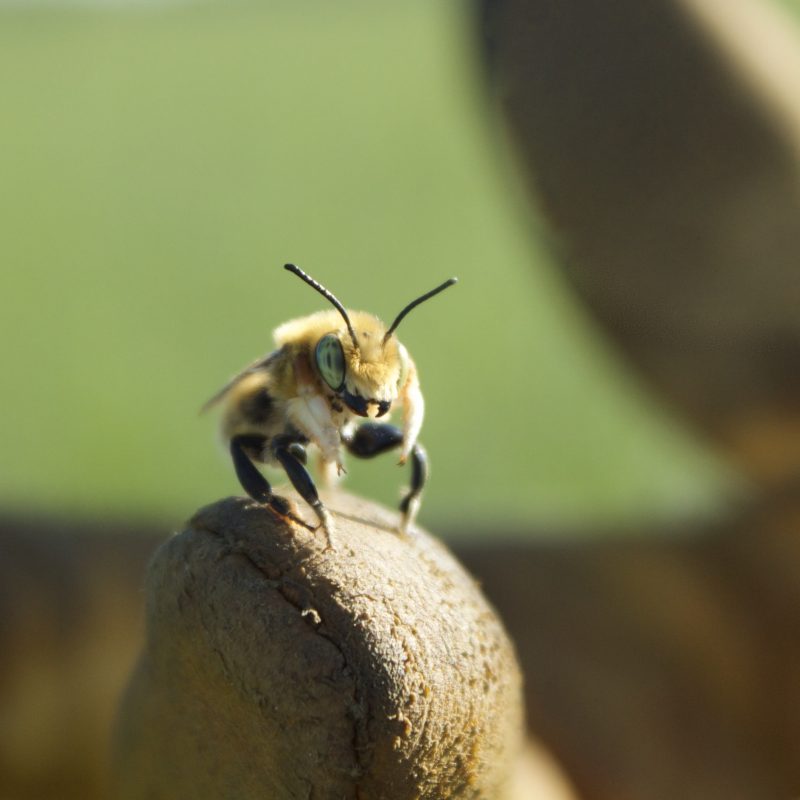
[200, 349, 281, 414]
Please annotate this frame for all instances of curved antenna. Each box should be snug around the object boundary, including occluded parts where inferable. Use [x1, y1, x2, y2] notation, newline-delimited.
[383, 277, 458, 344]
[284, 263, 359, 348]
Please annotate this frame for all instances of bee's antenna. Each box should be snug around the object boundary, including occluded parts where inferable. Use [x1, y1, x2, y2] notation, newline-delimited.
[383, 277, 458, 344]
[284, 263, 359, 348]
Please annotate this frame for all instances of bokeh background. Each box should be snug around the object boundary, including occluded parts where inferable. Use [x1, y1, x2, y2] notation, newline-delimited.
[0, 0, 727, 532]
[2, 0, 800, 798]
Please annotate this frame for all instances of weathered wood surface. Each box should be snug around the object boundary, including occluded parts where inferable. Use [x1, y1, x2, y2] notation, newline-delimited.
[112, 493, 525, 799]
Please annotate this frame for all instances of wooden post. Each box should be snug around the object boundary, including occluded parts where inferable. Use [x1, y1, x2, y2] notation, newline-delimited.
[112, 492, 528, 799]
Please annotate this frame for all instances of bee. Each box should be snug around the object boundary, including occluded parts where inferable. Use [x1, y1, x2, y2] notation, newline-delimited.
[203, 263, 457, 546]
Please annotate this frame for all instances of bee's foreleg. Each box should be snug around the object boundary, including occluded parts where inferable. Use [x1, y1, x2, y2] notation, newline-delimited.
[342, 423, 428, 534]
[273, 435, 334, 549]
[230, 435, 313, 532]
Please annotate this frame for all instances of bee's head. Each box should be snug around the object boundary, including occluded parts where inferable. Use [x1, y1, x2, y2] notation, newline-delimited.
[314, 320, 405, 418]
[284, 263, 456, 418]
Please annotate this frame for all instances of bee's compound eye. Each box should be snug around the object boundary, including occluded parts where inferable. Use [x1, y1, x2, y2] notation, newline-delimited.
[315, 334, 345, 391]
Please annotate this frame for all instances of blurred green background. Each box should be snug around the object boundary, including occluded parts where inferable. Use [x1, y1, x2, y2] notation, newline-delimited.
[0, 0, 741, 535]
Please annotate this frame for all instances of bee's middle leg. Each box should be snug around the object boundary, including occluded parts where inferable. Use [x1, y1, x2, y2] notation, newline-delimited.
[342, 423, 428, 533]
[230, 434, 313, 531]
[272, 435, 334, 547]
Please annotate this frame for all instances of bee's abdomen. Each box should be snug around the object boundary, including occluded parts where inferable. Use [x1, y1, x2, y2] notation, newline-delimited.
[239, 385, 274, 425]
[222, 372, 282, 441]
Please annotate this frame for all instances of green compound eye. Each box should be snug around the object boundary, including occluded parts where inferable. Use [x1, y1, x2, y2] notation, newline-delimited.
[315, 334, 345, 391]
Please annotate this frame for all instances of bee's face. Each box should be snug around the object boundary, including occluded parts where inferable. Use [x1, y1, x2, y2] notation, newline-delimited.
[279, 265, 454, 421]
[314, 325, 406, 419]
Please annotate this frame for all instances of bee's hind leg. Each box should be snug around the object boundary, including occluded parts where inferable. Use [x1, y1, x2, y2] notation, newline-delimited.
[230, 435, 314, 532]
[272, 435, 334, 549]
[342, 423, 428, 534]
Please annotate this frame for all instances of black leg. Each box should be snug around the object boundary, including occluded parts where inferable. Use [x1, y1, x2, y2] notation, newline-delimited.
[272, 436, 332, 544]
[230, 435, 274, 503]
[230, 435, 310, 529]
[342, 422, 428, 532]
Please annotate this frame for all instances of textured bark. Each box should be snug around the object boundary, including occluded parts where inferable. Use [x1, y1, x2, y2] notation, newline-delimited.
[112, 493, 524, 799]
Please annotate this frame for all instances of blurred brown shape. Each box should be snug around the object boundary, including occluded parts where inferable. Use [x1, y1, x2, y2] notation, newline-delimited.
[510, 740, 580, 800]
[480, 0, 800, 484]
[113, 493, 525, 799]
[476, 0, 800, 797]
[459, 485, 800, 800]
[0, 519, 159, 800]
